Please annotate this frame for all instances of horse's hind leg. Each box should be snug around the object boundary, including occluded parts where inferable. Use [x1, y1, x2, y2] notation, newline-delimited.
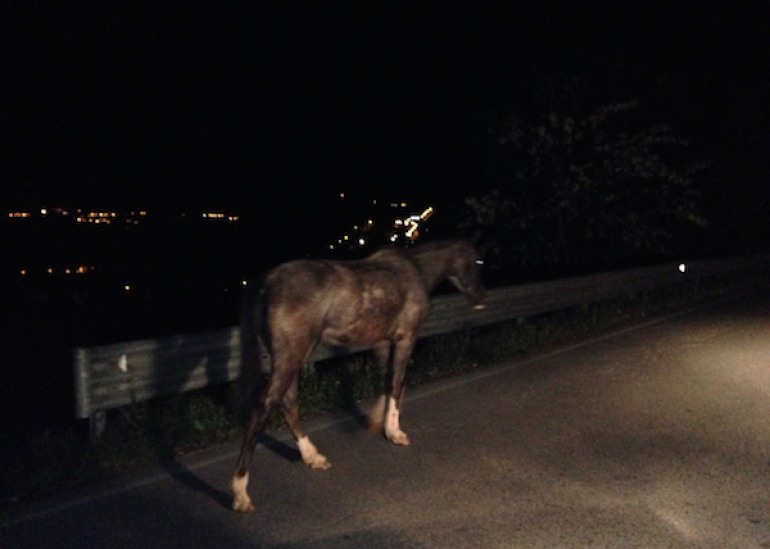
[231, 403, 268, 512]
[280, 370, 330, 470]
[231, 371, 294, 512]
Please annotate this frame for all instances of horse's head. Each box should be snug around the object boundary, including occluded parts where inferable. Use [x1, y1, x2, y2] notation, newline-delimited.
[447, 240, 486, 310]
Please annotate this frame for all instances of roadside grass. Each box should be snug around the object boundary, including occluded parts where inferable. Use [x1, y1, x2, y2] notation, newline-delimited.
[0, 272, 750, 511]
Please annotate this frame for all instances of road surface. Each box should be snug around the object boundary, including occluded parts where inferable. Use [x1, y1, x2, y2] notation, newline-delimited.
[2, 289, 770, 548]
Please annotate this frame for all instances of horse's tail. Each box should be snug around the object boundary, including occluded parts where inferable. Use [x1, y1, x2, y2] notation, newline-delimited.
[236, 276, 270, 421]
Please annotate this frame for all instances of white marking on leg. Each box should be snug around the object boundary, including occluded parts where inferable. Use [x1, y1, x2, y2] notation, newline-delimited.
[385, 396, 410, 445]
[385, 396, 399, 433]
[231, 473, 255, 512]
[297, 436, 331, 469]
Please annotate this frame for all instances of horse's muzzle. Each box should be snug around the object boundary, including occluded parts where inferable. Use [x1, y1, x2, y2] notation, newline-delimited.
[467, 291, 485, 310]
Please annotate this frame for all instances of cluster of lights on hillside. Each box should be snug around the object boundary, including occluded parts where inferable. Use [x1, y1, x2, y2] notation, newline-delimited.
[327, 192, 435, 252]
[8, 193, 431, 292]
[7, 206, 240, 286]
[395, 205, 434, 241]
[6, 207, 239, 225]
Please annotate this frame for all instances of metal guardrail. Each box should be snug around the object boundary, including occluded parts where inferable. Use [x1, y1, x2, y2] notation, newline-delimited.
[73, 255, 769, 435]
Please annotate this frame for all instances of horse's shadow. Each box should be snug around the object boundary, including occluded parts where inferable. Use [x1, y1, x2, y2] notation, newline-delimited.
[160, 458, 233, 509]
[163, 352, 378, 509]
[259, 433, 303, 462]
[160, 433, 315, 509]
[160, 433, 306, 509]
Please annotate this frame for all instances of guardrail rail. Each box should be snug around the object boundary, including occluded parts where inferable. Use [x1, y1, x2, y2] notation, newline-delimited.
[74, 256, 768, 437]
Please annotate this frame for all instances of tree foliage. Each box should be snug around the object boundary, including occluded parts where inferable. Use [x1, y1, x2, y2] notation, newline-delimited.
[463, 99, 708, 280]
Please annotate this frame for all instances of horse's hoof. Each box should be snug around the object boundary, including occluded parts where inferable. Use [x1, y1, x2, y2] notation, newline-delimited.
[232, 497, 255, 513]
[298, 436, 331, 470]
[307, 455, 331, 470]
[231, 474, 255, 512]
[388, 430, 410, 446]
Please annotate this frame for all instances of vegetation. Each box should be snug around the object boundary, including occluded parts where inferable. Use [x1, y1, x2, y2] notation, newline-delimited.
[461, 95, 710, 281]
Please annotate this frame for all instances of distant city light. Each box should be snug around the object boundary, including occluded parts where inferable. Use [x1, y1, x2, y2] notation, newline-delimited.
[75, 210, 119, 224]
[15, 264, 95, 279]
[199, 211, 239, 221]
[679, 263, 687, 274]
[122, 284, 132, 293]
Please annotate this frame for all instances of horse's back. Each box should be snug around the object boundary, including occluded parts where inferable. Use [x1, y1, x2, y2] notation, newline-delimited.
[265, 251, 421, 301]
[263, 252, 429, 347]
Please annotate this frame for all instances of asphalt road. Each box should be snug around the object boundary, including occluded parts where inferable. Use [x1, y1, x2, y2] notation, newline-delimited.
[2, 289, 770, 548]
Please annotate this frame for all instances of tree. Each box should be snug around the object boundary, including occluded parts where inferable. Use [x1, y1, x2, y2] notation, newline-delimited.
[463, 100, 708, 281]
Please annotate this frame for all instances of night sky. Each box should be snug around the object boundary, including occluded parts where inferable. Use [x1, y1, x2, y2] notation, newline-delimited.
[3, 3, 769, 229]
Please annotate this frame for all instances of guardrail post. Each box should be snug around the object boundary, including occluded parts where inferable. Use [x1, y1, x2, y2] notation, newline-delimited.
[73, 347, 91, 420]
[302, 361, 316, 376]
[461, 319, 474, 354]
[91, 411, 106, 440]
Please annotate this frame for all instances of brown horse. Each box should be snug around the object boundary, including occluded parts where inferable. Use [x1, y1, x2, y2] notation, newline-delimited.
[231, 239, 485, 512]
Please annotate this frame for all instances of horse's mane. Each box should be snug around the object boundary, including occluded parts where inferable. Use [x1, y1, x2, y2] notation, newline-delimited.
[405, 238, 466, 253]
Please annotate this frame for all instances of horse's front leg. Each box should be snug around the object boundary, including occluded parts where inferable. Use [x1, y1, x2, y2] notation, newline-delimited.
[384, 336, 416, 446]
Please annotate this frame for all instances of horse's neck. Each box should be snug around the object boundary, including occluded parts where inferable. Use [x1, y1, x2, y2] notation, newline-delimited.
[412, 247, 452, 292]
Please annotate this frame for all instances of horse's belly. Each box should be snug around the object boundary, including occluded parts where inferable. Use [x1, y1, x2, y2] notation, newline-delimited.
[320, 319, 395, 347]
